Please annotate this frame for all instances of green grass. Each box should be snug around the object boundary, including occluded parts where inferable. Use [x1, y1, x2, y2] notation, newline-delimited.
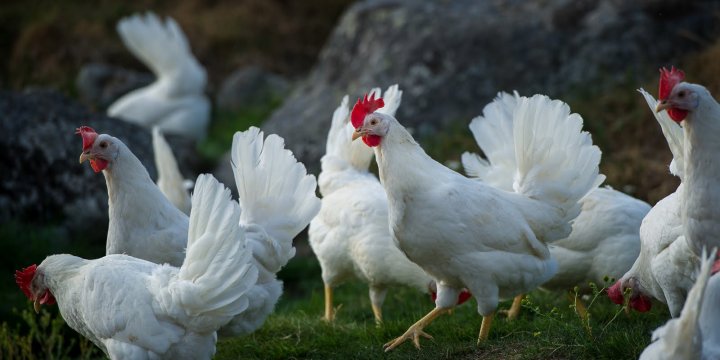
[216, 256, 668, 360]
[0, 247, 669, 359]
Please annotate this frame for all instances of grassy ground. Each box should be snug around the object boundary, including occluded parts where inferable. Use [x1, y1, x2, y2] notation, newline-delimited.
[1, 249, 669, 359]
[218, 257, 668, 359]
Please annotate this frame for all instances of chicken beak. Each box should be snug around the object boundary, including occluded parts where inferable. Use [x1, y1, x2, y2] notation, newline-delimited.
[351, 128, 363, 141]
[33, 299, 40, 314]
[79, 152, 92, 164]
[655, 100, 671, 113]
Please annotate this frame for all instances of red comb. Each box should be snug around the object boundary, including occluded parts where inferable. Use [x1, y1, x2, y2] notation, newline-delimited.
[75, 126, 98, 151]
[350, 93, 385, 129]
[606, 281, 624, 305]
[15, 264, 37, 299]
[658, 67, 685, 100]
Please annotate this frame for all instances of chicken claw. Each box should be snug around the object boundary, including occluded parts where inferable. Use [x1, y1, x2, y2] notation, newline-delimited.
[383, 307, 447, 352]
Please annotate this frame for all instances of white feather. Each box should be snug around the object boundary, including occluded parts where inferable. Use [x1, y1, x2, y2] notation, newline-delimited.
[108, 12, 210, 140]
[153, 127, 192, 215]
[220, 127, 321, 336]
[310, 86, 431, 321]
[638, 89, 685, 178]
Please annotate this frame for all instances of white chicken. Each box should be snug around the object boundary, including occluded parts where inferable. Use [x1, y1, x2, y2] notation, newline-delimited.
[15, 174, 257, 359]
[152, 127, 192, 215]
[76, 125, 320, 337]
[350, 93, 603, 350]
[309, 85, 434, 324]
[108, 12, 210, 141]
[639, 249, 715, 360]
[655, 67, 720, 263]
[462, 92, 650, 319]
[608, 88, 696, 317]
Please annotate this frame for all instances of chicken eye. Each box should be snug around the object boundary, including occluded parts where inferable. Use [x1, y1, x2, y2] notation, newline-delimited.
[678, 91, 685, 98]
[370, 119, 378, 126]
[100, 142, 108, 148]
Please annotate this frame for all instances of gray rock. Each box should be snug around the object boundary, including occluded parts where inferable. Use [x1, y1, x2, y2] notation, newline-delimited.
[263, 0, 720, 173]
[76, 63, 154, 109]
[217, 66, 290, 112]
[0, 89, 157, 238]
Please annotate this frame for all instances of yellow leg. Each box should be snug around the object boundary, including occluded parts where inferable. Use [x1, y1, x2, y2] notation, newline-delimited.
[566, 292, 588, 320]
[506, 294, 524, 320]
[477, 312, 495, 344]
[324, 284, 334, 322]
[372, 303, 383, 325]
[383, 307, 448, 351]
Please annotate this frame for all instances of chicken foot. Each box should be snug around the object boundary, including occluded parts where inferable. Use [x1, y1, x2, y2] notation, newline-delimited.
[383, 307, 448, 351]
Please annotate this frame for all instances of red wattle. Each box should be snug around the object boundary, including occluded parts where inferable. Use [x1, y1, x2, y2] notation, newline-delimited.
[606, 281, 624, 305]
[90, 158, 109, 173]
[362, 135, 381, 147]
[629, 295, 652, 312]
[40, 290, 56, 305]
[668, 108, 688, 123]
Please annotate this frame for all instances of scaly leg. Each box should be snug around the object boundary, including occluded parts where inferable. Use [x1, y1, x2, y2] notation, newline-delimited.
[369, 287, 387, 325]
[324, 284, 334, 322]
[477, 312, 495, 344]
[506, 294, 524, 320]
[383, 307, 448, 351]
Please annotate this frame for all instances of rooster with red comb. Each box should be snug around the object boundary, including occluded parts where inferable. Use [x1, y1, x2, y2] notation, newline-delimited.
[75, 124, 320, 338]
[350, 91, 603, 350]
[654, 67, 720, 264]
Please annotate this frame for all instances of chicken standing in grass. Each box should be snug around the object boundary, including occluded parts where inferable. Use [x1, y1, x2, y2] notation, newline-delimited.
[309, 85, 435, 324]
[108, 12, 210, 141]
[77, 125, 320, 337]
[462, 92, 650, 320]
[15, 175, 257, 359]
[351, 93, 603, 350]
[608, 80, 698, 317]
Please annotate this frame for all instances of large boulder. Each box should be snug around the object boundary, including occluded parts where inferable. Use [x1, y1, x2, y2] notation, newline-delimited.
[263, 0, 720, 173]
[0, 89, 157, 237]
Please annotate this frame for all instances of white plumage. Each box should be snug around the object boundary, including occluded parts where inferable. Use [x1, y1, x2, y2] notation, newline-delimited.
[108, 12, 210, 141]
[309, 85, 432, 323]
[26, 175, 257, 359]
[609, 90, 695, 317]
[153, 127, 192, 215]
[640, 250, 715, 360]
[78, 126, 320, 338]
[353, 93, 603, 349]
[665, 81, 720, 259]
[462, 92, 650, 298]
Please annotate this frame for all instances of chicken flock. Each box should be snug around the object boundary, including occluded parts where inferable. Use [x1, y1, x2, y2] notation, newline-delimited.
[12, 11, 720, 360]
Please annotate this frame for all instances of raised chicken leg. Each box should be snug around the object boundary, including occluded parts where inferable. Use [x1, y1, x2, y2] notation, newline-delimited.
[383, 307, 448, 351]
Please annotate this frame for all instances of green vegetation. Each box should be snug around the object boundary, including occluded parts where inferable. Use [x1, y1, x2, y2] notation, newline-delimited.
[198, 97, 284, 161]
[0, 255, 668, 359]
[219, 257, 667, 359]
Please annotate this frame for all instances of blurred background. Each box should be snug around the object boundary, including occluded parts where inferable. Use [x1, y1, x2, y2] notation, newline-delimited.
[1, 0, 720, 357]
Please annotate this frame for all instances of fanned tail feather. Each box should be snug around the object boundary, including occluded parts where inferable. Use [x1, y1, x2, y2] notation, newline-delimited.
[115, 12, 205, 95]
[638, 89, 685, 179]
[158, 174, 258, 333]
[462, 91, 520, 190]
[219, 127, 320, 336]
[512, 95, 604, 224]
